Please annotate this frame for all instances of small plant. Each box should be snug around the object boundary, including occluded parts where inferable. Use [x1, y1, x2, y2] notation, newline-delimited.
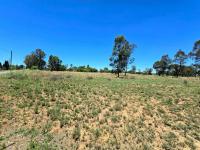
[183, 80, 188, 86]
[66, 75, 72, 78]
[47, 106, 61, 121]
[72, 126, 81, 141]
[111, 115, 119, 123]
[49, 75, 64, 81]
[34, 104, 39, 114]
[6, 73, 28, 80]
[113, 103, 122, 111]
[23, 128, 39, 138]
[93, 128, 101, 139]
[91, 108, 101, 117]
[59, 115, 69, 128]
[27, 140, 54, 150]
[64, 104, 71, 109]
[86, 76, 93, 80]
[42, 122, 52, 135]
[162, 132, 177, 150]
[0, 143, 6, 150]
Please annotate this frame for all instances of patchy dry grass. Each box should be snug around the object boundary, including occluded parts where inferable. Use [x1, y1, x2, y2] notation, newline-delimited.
[0, 70, 200, 149]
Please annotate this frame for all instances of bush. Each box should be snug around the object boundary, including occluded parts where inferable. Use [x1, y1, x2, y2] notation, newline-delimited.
[31, 66, 38, 70]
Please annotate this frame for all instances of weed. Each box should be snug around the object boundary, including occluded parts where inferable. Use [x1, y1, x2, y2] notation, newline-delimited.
[93, 128, 101, 139]
[34, 104, 39, 114]
[162, 132, 177, 150]
[86, 76, 93, 80]
[59, 115, 69, 128]
[72, 126, 81, 141]
[183, 80, 188, 86]
[0, 71, 199, 149]
[47, 106, 61, 121]
[42, 122, 52, 135]
[111, 115, 120, 123]
[28, 140, 54, 150]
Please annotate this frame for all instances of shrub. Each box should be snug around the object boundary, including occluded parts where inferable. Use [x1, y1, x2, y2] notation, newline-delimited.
[31, 66, 38, 70]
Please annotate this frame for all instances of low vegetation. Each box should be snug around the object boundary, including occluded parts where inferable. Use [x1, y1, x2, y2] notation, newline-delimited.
[0, 71, 199, 149]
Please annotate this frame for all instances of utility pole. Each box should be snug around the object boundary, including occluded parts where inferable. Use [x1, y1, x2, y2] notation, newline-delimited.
[10, 50, 12, 70]
[11, 50, 12, 65]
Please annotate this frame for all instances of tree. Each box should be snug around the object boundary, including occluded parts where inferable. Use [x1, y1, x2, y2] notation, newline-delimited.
[35, 49, 46, 70]
[174, 50, 187, 77]
[100, 67, 110, 73]
[24, 53, 37, 69]
[161, 55, 171, 75]
[182, 66, 196, 77]
[189, 40, 200, 76]
[24, 49, 46, 69]
[110, 36, 135, 77]
[48, 55, 62, 71]
[3, 60, 10, 70]
[60, 65, 67, 71]
[129, 65, 136, 74]
[16, 65, 24, 70]
[76, 65, 98, 72]
[190, 40, 200, 63]
[153, 55, 171, 76]
[0, 62, 2, 70]
[153, 61, 164, 75]
[169, 64, 179, 77]
[143, 68, 153, 75]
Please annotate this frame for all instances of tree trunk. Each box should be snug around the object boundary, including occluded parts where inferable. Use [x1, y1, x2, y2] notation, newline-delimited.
[117, 72, 119, 77]
[124, 65, 128, 76]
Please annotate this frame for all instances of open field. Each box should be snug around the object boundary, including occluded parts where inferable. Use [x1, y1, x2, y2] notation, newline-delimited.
[0, 71, 200, 149]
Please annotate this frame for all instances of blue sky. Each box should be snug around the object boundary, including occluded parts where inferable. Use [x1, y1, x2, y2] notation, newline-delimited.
[0, 0, 199, 70]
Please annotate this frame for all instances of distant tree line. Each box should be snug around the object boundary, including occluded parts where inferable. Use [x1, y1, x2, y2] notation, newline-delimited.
[0, 60, 10, 70]
[153, 40, 200, 77]
[1, 37, 199, 77]
[23, 49, 99, 72]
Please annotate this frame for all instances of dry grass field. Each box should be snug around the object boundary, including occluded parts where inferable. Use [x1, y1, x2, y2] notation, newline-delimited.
[0, 71, 200, 149]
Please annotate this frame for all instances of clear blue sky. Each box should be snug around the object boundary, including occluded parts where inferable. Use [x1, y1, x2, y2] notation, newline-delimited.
[0, 0, 199, 70]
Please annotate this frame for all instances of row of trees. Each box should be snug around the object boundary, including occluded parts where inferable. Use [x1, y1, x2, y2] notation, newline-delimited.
[24, 49, 66, 71]
[0, 61, 10, 70]
[0, 61, 25, 70]
[68, 65, 98, 72]
[24, 49, 99, 72]
[109, 36, 200, 77]
[1, 36, 199, 77]
[153, 40, 200, 77]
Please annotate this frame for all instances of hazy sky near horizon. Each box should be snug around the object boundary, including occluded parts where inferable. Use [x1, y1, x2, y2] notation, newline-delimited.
[0, 0, 199, 70]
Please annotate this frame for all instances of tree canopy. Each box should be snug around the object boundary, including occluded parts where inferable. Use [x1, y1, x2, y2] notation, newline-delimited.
[24, 49, 46, 70]
[48, 55, 63, 71]
[110, 35, 135, 77]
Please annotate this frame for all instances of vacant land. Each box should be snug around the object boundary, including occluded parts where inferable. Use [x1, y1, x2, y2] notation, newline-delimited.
[0, 71, 199, 149]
